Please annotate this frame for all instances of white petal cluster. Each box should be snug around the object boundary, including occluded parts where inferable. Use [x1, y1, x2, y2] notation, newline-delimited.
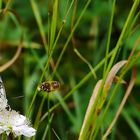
[0, 110, 36, 137]
[0, 77, 36, 137]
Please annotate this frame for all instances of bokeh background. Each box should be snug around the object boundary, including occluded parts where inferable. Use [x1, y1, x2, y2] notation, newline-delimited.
[0, 0, 140, 139]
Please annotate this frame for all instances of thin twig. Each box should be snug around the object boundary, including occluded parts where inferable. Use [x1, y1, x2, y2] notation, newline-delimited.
[0, 36, 23, 72]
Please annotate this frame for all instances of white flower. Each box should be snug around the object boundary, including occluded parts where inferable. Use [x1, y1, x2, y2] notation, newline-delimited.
[0, 109, 36, 137]
[0, 77, 36, 137]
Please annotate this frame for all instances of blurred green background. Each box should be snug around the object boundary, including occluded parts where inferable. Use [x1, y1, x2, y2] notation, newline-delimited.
[0, 0, 140, 139]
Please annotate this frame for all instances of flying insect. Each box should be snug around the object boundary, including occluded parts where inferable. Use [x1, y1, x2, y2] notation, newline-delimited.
[37, 81, 60, 92]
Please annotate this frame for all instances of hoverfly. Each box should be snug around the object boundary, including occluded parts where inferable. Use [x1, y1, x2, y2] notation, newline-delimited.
[37, 81, 60, 92]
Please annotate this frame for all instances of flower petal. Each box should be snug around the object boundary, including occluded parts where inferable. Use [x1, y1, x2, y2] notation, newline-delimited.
[13, 125, 36, 137]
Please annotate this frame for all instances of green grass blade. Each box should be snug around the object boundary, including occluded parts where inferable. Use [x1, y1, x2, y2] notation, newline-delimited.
[52, 128, 61, 140]
[0, 0, 2, 9]
[42, 114, 54, 140]
[55, 93, 76, 125]
[50, 0, 58, 49]
[70, 75, 82, 129]
[30, 0, 47, 52]
[106, 0, 140, 76]
[122, 109, 140, 139]
[52, 0, 92, 77]
[103, 0, 116, 76]
[93, 51, 140, 139]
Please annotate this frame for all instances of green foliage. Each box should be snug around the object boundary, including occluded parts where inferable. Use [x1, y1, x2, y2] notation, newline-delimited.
[0, 0, 140, 140]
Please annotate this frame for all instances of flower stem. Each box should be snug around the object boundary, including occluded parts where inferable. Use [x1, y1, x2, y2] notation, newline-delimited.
[1, 133, 7, 140]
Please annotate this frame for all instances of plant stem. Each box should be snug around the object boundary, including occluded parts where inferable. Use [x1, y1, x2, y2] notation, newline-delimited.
[103, 0, 116, 76]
